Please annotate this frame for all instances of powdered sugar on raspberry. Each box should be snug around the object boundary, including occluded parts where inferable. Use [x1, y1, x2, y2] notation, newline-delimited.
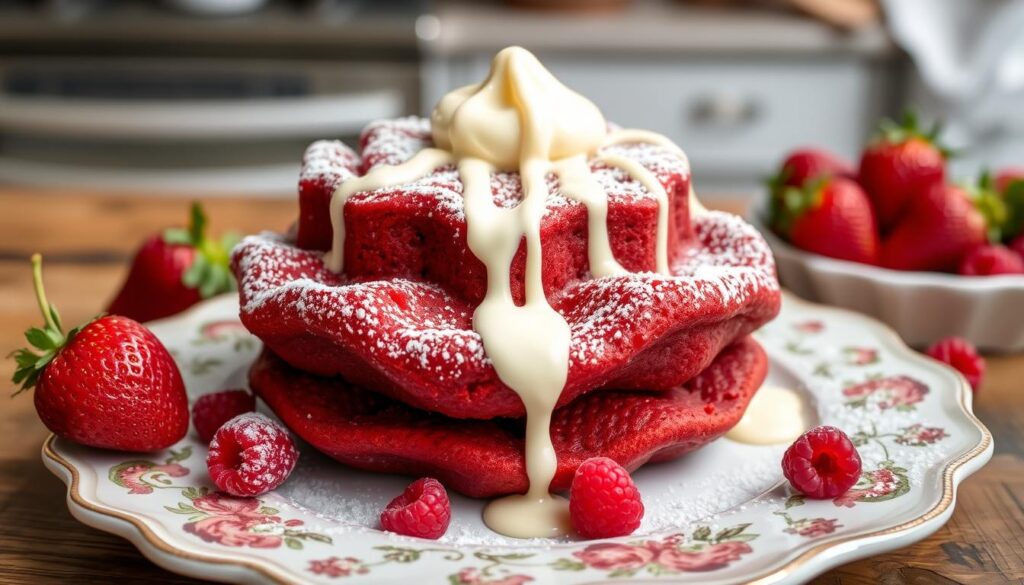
[207, 412, 299, 496]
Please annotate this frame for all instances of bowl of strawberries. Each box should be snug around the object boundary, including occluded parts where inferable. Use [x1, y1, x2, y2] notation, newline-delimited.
[750, 112, 1024, 351]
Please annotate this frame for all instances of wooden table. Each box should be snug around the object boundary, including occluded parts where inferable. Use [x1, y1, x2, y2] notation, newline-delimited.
[0, 189, 1021, 584]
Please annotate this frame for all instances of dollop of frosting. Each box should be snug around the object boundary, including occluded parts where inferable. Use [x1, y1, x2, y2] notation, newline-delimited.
[430, 47, 607, 170]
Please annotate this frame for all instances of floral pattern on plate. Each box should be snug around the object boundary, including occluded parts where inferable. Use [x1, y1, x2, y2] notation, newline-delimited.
[42, 293, 992, 585]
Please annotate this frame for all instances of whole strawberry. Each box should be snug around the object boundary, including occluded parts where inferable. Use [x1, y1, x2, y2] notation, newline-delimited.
[771, 148, 854, 189]
[108, 203, 238, 323]
[771, 177, 880, 264]
[859, 111, 948, 230]
[881, 182, 991, 272]
[13, 255, 188, 451]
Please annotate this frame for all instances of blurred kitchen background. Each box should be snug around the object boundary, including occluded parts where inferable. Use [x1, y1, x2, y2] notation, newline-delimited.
[0, 0, 1021, 198]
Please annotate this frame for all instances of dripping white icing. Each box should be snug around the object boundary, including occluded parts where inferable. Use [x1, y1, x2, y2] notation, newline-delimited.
[595, 154, 671, 274]
[325, 46, 689, 538]
[325, 148, 453, 272]
[553, 155, 626, 278]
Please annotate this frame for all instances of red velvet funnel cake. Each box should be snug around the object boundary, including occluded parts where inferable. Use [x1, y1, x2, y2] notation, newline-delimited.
[250, 337, 768, 499]
[233, 46, 785, 540]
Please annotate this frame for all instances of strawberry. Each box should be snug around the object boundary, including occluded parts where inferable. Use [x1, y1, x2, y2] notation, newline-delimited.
[1011, 234, 1024, 260]
[770, 177, 880, 264]
[880, 180, 997, 272]
[770, 148, 854, 189]
[108, 203, 239, 323]
[859, 111, 948, 231]
[958, 244, 1024, 276]
[12, 255, 188, 451]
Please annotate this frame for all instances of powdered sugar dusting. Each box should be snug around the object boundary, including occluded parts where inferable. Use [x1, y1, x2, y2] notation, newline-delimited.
[300, 140, 360, 186]
[232, 211, 777, 388]
[208, 412, 299, 496]
[299, 117, 692, 224]
[271, 439, 785, 548]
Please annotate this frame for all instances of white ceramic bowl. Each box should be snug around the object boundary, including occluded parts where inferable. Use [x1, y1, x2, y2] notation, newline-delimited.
[746, 204, 1024, 352]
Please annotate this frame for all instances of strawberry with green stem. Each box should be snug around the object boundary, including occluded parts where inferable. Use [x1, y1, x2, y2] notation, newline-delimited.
[108, 202, 239, 322]
[13, 255, 188, 451]
[859, 110, 949, 231]
[770, 176, 880, 265]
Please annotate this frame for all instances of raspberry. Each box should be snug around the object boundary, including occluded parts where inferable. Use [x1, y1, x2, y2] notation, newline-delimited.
[379, 478, 450, 539]
[782, 426, 862, 499]
[207, 413, 298, 497]
[958, 244, 1024, 276]
[569, 457, 644, 539]
[192, 389, 256, 443]
[926, 336, 986, 391]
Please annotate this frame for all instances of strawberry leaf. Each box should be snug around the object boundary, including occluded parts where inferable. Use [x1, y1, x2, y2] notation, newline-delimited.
[168, 203, 238, 299]
[1003, 179, 1024, 240]
[44, 328, 63, 348]
[10, 255, 72, 396]
[199, 268, 221, 298]
[11, 347, 57, 395]
[189, 203, 207, 244]
[765, 167, 791, 198]
[182, 254, 207, 289]
[64, 323, 84, 346]
[769, 180, 825, 238]
[49, 305, 63, 332]
[11, 349, 36, 368]
[25, 327, 54, 350]
[12, 366, 32, 384]
[220, 231, 241, 254]
[33, 350, 56, 369]
[162, 228, 192, 246]
[874, 108, 950, 157]
[969, 173, 1010, 243]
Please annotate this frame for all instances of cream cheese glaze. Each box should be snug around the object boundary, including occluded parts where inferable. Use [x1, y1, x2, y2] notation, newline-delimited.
[325, 46, 694, 538]
[725, 386, 811, 446]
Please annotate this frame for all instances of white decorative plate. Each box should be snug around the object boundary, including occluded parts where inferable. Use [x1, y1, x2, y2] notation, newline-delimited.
[43, 293, 992, 585]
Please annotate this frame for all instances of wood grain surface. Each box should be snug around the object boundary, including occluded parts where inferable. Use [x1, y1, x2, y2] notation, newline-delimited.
[0, 189, 1020, 584]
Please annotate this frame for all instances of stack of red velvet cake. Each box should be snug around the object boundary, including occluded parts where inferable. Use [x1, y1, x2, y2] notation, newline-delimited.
[232, 117, 781, 499]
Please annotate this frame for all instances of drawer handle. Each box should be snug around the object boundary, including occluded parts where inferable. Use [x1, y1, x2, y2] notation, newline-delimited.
[690, 94, 761, 128]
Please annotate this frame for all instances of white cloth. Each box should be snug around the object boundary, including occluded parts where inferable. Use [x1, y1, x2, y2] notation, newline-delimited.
[882, 0, 1024, 170]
